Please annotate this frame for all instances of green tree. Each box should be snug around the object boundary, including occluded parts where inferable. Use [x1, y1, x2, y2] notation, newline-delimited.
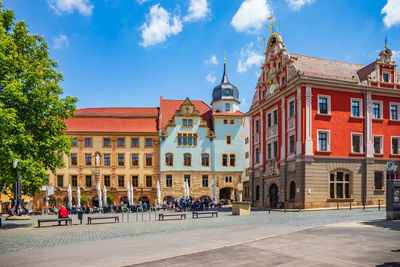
[80, 195, 89, 206]
[0, 4, 77, 198]
[106, 195, 114, 205]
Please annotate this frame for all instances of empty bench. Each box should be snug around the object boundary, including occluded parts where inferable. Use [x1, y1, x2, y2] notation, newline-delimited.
[192, 211, 218, 219]
[159, 213, 186, 221]
[38, 218, 72, 228]
[87, 216, 119, 224]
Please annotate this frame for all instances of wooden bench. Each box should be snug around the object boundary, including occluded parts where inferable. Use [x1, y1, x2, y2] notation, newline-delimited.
[192, 211, 218, 219]
[159, 213, 186, 221]
[38, 218, 72, 228]
[87, 216, 119, 224]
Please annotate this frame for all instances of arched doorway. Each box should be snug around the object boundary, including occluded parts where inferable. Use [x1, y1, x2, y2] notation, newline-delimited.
[92, 197, 99, 207]
[269, 183, 279, 209]
[120, 196, 128, 205]
[219, 187, 232, 202]
[139, 196, 149, 204]
[163, 196, 174, 204]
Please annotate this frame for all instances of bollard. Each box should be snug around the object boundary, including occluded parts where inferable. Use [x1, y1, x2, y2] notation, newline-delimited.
[337, 199, 339, 210]
[269, 204, 271, 214]
[122, 209, 124, 223]
[141, 208, 144, 222]
[136, 209, 138, 222]
[350, 200, 352, 210]
[127, 209, 129, 223]
[284, 202, 287, 213]
[363, 200, 365, 211]
[148, 208, 151, 221]
[154, 207, 157, 221]
[298, 203, 301, 212]
[378, 199, 381, 211]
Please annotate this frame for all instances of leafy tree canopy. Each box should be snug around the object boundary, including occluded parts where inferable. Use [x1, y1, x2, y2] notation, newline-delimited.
[0, 3, 77, 197]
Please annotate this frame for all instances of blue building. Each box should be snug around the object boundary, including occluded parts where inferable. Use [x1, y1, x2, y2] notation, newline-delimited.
[159, 61, 244, 202]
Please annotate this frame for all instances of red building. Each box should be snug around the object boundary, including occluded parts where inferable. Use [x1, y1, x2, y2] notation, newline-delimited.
[247, 32, 400, 209]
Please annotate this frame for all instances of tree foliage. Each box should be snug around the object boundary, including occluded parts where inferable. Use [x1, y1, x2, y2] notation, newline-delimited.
[106, 194, 114, 205]
[80, 195, 89, 205]
[0, 4, 77, 197]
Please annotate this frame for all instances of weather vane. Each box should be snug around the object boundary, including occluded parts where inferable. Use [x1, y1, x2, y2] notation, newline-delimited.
[385, 36, 387, 48]
[267, 16, 280, 34]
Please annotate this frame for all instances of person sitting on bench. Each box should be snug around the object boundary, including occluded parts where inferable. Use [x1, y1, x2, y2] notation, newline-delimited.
[58, 205, 69, 218]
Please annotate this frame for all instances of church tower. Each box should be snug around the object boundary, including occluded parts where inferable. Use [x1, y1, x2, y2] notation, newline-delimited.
[211, 58, 240, 113]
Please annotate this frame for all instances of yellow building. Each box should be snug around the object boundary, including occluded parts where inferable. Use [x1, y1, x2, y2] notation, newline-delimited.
[32, 107, 160, 210]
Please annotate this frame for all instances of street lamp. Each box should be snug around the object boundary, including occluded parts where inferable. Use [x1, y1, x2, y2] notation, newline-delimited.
[8, 159, 27, 217]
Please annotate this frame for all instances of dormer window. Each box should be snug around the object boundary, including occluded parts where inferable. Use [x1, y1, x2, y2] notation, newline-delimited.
[225, 103, 231, 112]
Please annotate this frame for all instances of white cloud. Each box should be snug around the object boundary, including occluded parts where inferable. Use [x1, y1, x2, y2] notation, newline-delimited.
[237, 42, 264, 73]
[205, 54, 218, 65]
[206, 73, 216, 84]
[137, 0, 151, 4]
[184, 0, 211, 22]
[46, 0, 94, 16]
[382, 0, 400, 28]
[140, 4, 183, 47]
[393, 50, 400, 61]
[53, 35, 69, 49]
[231, 0, 272, 33]
[285, 0, 315, 11]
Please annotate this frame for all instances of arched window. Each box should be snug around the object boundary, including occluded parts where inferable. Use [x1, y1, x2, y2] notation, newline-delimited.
[289, 181, 296, 200]
[165, 153, 173, 166]
[201, 153, 209, 166]
[255, 185, 260, 201]
[183, 153, 191, 166]
[330, 171, 351, 199]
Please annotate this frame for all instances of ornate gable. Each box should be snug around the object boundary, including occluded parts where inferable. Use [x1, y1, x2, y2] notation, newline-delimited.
[160, 98, 213, 138]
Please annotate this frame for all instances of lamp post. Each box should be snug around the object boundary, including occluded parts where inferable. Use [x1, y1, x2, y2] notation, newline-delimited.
[7, 159, 29, 218]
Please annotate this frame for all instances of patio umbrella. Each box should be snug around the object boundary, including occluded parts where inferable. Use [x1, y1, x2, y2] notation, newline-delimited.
[97, 183, 102, 209]
[156, 180, 161, 205]
[68, 184, 72, 209]
[103, 185, 107, 207]
[186, 181, 190, 199]
[183, 180, 187, 199]
[126, 181, 131, 205]
[211, 178, 215, 202]
[76, 186, 81, 208]
[130, 184, 134, 205]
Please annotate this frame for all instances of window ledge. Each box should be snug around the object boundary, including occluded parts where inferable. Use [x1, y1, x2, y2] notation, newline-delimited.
[374, 189, 385, 192]
[316, 113, 332, 117]
[373, 153, 384, 156]
[389, 119, 400, 122]
[350, 116, 364, 119]
[372, 118, 384, 121]
[350, 152, 364, 155]
[390, 154, 400, 156]
[317, 150, 331, 153]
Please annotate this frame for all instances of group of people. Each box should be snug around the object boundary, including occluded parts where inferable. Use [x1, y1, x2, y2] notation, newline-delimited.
[163, 197, 219, 211]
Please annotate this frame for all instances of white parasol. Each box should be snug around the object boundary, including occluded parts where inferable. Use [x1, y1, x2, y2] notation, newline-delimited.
[126, 181, 131, 205]
[76, 186, 81, 208]
[156, 180, 161, 205]
[211, 178, 215, 202]
[68, 184, 72, 209]
[103, 185, 107, 207]
[97, 183, 102, 209]
[130, 184, 134, 205]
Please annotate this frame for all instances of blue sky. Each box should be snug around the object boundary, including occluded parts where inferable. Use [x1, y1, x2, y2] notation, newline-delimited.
[4, 0, 400, 112]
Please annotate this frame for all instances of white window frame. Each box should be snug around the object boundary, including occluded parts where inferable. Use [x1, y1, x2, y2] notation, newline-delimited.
[372, 100, 383, 120]
[350, 98, 363, 118]
[318, 95, 331, 115]
[351, 132, 363, 153]
[287, 97, 296, 118]
[373, 135, 383, 155]
[389, 102, 400, 121]
[391, 136, 400, 155]
[317, 129, 330, 152]
[288, 132, 296, 155]
[382, 71, 391, 83]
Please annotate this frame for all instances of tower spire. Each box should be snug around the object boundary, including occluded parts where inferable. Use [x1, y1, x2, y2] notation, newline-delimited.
[222, 53, 229, 83]
[385, 36, 388, 48]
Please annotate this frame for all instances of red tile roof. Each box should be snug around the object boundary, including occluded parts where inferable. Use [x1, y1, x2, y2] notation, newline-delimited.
[160, 97, 212, 129]
[213, 110, 244, 116]
[66, 117, 158, 133]
[66, 107, 159, 133]
[75, 107, 159, 117]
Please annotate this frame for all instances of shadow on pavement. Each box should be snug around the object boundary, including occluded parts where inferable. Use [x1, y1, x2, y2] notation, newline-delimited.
[361, 220, 400, 232]
[0, 223, 33, 230]
[376, 262, 400, 267]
